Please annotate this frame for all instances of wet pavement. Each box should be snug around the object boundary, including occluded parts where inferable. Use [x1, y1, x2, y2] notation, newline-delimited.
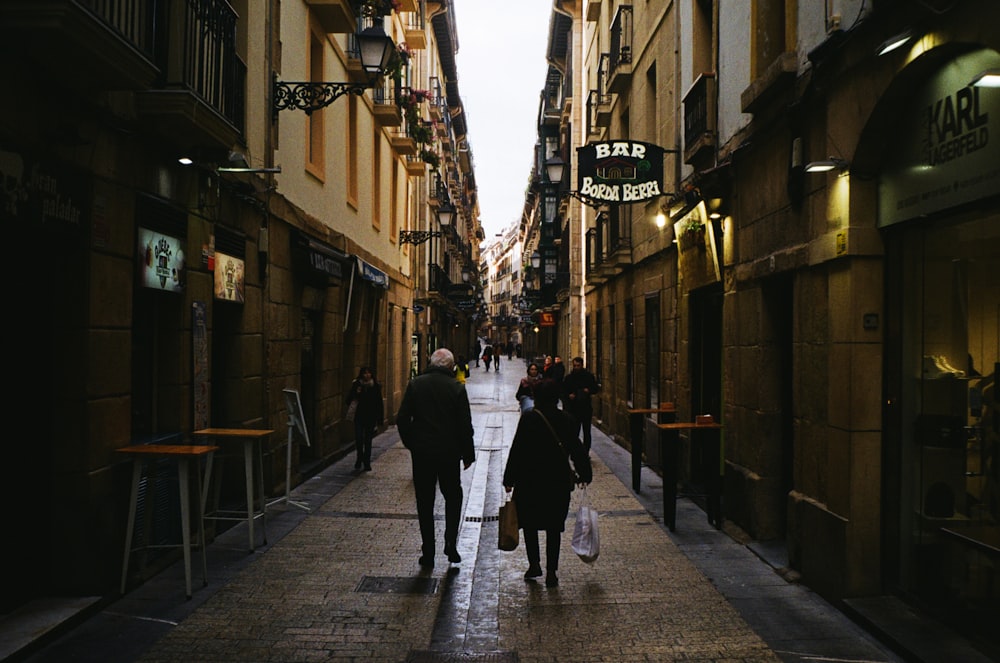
[7, 359, 988, 662]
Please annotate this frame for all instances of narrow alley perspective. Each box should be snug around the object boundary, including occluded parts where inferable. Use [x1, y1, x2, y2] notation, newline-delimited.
[12, 361, 925, 663]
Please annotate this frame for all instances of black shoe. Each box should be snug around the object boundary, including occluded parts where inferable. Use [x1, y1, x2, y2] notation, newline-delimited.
[363, 464, 372, 471]
[444, 545, 461, 563]
[354, 460, 362, 469]
[524, 564, 542, 580]
[418, 555, 434, 567]
[545, 571, 558, 587]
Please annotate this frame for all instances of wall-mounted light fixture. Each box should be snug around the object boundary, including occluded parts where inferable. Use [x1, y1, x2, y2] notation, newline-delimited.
[804, 157, 850, 173]
[970, 68, 1000, 88]
[876, 30, 912, 57]
[399, 200, 454, 245]
[273, 25, 394, 120]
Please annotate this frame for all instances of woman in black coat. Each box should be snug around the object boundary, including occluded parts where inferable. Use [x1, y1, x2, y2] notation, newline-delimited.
[503, 379, 592, 586]
[346, 366, 384, 470]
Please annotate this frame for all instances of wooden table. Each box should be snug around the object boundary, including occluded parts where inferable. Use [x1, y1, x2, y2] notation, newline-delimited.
[193, 428, 273, 553]
[118, 443, 218, 599]
[940, 524, 1000, 557]
[656, 416, 723, 532]
[626, 405, 676, 492]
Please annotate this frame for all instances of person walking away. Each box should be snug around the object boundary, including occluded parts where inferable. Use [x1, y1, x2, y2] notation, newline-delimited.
[482, 343, 493, 371]
[516, 362, 542, 413]
[503, 379, 592, 587]
[562, 357, 601, 451]
[473, 340, 482, 368]
[397, 348, 476, 567]
[346, 366, 384, 470]
[507, 342, 514, 360]
[493, 341, 501, 371]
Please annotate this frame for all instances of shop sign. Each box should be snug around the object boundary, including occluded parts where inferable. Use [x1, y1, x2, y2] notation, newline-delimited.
[576, 140, 664, 203]
[292, 229, 346, 280]
[357, 257, 388, 289]
[539, 312, 556, 327]
[0, 147, 86, 226]
[879, 49, 1000, 226]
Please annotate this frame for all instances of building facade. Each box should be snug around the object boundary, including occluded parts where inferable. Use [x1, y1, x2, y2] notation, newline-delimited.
[526, 0, 998, 650]
[1, 0, 480, 613]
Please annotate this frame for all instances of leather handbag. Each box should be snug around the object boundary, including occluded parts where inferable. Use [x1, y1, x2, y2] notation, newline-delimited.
[498, 492, 519, 551]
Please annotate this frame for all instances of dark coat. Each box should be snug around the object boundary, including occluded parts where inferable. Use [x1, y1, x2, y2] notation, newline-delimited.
[502, 406, 592, 532]
[397, 366, 475, 464]
[346, 378, 384, 429]
[515, 374, 541, 402]
[562, 368, 600, 417]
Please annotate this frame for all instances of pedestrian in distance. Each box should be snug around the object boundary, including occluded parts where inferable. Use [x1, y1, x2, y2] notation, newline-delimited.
[562, 356, 601, 451]
[503, 379, 592, 587]
[483, 343, 493, 371]
[455, 354, 469, 384]
[493, 341, 501, 371]
[549, 354, 565, 383]
[473, 340, 482, 368]
[516, 362, 542, 413]
[396, 348, 476, 567]
[507, 342, 514, 361]
[346, 366, 384, 471]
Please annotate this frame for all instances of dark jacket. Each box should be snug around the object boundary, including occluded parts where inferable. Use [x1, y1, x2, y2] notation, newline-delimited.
[346, 377, 384, 428]
[502, 406, 592, 531]
[562, 368, 600, 416]
[515, 375, 541, 402]
[545, 361, 565, 383]
[397, 366, 475, 464]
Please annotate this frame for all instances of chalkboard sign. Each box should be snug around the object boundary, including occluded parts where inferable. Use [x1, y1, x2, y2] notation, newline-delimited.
[282, 388, 311, 446]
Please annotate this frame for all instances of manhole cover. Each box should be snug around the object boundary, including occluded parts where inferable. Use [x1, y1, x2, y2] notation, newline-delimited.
[404, 652, 518, 662]
[356, 576, 439, 594]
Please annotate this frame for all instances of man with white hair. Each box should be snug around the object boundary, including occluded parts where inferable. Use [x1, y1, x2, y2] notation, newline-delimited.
[397, 348, 476, 567]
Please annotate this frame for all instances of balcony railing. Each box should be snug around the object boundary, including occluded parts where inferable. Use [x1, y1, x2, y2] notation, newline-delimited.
[429, 263, 450, 294]
[539, 68, 564, 126]
[169, 0, 244, 132]
[683, 73, 717, 164]
[83, 0, 156, 60]
[608, 5, 632, 94]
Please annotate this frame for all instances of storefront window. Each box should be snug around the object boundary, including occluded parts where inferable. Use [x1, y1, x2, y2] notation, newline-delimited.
[897, 212, 999, 633]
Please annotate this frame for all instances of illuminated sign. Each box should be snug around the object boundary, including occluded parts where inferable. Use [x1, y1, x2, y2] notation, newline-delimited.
[213, 251, 245, 303]
[576, 140, 665, 203]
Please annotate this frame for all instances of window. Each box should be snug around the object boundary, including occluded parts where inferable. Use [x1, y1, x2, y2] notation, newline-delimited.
[347, 94, 358, 206]
[372, 127, 381, 229]
[306, 24, 325, 178]
[645, 294, 660, 409]
[751, 0, 794, 78]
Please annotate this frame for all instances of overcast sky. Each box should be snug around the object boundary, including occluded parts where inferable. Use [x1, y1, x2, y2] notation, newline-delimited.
[452, 1, 552, 240]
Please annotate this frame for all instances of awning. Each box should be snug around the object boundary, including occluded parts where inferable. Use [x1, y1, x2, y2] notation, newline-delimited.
[356, 257, 388, 289]
[291, 229, 348, 280]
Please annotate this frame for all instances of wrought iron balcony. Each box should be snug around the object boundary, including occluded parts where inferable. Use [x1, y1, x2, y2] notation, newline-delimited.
[608, 5, 633, 94]
[0, 0, 158, 91]
[683, 73, 717, 165]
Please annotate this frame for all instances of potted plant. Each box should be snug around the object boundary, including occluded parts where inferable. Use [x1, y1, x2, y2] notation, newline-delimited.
[359, 0, 400, 18]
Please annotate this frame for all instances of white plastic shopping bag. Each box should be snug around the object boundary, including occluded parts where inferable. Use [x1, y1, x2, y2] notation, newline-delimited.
[571, 487, 600, 563]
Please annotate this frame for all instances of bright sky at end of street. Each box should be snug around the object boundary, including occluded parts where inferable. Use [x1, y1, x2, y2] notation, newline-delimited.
[452, 0, 552, 242]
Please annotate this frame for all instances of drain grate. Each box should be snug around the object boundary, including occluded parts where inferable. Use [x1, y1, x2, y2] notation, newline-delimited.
[356, 576, 439, 595]
[465, 515, 499, 522]
[404, 652, 518, 663]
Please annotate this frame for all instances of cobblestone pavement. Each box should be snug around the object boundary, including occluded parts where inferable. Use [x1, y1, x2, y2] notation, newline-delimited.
[22, 361, 915, 663]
